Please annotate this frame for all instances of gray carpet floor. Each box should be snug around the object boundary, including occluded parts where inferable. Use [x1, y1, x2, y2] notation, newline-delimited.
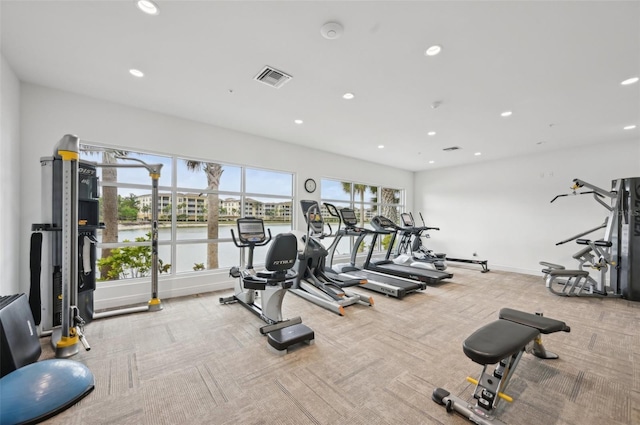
[39, 266, 640, 424]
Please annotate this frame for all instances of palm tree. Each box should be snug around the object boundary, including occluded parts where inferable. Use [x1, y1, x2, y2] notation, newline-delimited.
[185, 161, 223, 269]
[177, 202, 187, 221]
[342, 182, 374, 227]
[370, 187, 401, 224]
[380, 187, 400, 223]
[162, 203, 172, 221]
[81, 146, 128, 280]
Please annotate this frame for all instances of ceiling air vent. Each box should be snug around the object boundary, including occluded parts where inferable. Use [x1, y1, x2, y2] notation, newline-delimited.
[443, 146, 462, 151]
[254, 66, 292, 89]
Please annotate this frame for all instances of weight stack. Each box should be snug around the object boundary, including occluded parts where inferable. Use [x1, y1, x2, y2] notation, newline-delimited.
[617, 177, 640, 300]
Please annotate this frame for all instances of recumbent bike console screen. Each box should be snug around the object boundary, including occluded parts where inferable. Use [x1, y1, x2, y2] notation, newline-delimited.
[237, 219, 265, 243]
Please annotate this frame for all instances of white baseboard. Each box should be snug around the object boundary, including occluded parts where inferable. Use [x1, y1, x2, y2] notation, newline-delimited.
[483, 264, 541, 276]
[94, 271, 235, 310]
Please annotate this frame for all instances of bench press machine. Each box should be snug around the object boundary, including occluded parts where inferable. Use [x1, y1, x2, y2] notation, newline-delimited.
[432, 308, 570, 425]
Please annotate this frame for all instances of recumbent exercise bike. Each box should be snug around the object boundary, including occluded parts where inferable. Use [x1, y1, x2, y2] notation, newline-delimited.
[220, 217, 314, 355]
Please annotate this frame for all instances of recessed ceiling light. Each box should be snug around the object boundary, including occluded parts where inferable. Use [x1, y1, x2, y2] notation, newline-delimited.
[137, 0, 159, 15]
[621, 77, 639, 85]
[501, 111, 513, 117]
[294, 119, 303, 125]
[378, 145, 384, 149]
[474, 152, 482, 156]
[425, 45, 442, 56]
[428, 131, 436, 136]
[343, 92, 355, 100]
[129, 69, 144, 78]
[624, 124, 637, 130]
[428, 160, 435, 164]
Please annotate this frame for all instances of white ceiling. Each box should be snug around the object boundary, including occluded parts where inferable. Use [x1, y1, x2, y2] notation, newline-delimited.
[2, 0, 639, 171]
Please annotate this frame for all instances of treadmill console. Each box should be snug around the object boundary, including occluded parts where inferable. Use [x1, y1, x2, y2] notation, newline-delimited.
[371, 215, 398, 231]
[237, 217, 266, 243]
[339, 208, 358, 227]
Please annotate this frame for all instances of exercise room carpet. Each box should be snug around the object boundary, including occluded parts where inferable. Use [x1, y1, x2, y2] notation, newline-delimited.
[38, 267, 639, 425]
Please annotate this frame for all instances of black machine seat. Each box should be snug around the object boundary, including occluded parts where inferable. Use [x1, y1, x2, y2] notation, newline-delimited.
[264, 233, 298, 272]
[242, 233, 298, 290]
[499, 308, 571, 334]
[242, 275, 295, 291]
[463, 320, 539, 365]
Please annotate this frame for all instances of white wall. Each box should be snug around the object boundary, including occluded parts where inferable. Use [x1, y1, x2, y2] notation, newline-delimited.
[0, 53, 21, 295]
[19, 83, 413, 307]
[414, 139, 640, 275]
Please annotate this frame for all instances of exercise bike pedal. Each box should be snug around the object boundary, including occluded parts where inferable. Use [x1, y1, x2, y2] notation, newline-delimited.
[229, 266, 241, 278]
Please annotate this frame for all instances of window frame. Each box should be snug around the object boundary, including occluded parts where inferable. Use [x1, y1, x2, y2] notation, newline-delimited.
[80, 146, 295, 280]
[320, 178, 405, 258]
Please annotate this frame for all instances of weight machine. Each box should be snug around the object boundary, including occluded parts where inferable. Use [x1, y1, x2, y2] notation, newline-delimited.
[31, 134, 164, 358]
[541, 177, 640, 300]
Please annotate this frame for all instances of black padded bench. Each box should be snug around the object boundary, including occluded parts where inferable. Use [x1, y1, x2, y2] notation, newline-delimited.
[433, 309, 570, 425]
[463, 320, 539, 365]
[464, 308, 570, 365]
[499, 308, 570, 334]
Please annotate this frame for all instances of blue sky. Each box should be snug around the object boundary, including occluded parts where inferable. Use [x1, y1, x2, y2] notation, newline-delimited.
[79, 148, 400, 203]
[81, 149, 293, 196]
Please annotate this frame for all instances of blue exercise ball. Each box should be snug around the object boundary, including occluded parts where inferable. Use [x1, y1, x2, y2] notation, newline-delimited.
[0, 359, 94, 424]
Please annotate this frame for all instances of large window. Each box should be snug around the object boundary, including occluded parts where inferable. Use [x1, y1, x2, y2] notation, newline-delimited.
[80, 146, 293, 281]
[320, 178, 404, 260]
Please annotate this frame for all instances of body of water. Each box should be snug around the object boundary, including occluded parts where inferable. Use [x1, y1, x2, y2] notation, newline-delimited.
[98, 223, 352, 274]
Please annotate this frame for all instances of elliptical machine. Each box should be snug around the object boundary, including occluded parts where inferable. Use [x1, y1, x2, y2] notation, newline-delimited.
[220, 217, 314, 355]
[288, 201, 374, 316]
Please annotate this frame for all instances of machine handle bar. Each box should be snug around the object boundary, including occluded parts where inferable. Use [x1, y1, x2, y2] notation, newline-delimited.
[554, 222, 606, 246]
[576, 238, 612, 247]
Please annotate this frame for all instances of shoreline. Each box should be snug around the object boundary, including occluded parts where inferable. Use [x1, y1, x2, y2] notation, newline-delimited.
[116, 221, 293, 230]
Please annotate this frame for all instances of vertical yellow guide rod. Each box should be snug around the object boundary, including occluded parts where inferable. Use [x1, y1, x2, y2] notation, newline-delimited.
[99, 157, 163, 311]
[149, 171, 162, 311]
[56, 135, 80, 353]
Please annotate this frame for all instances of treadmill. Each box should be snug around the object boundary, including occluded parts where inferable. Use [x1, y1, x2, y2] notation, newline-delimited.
[364, 215, 453, 284]
[324, 203, 427, 299]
